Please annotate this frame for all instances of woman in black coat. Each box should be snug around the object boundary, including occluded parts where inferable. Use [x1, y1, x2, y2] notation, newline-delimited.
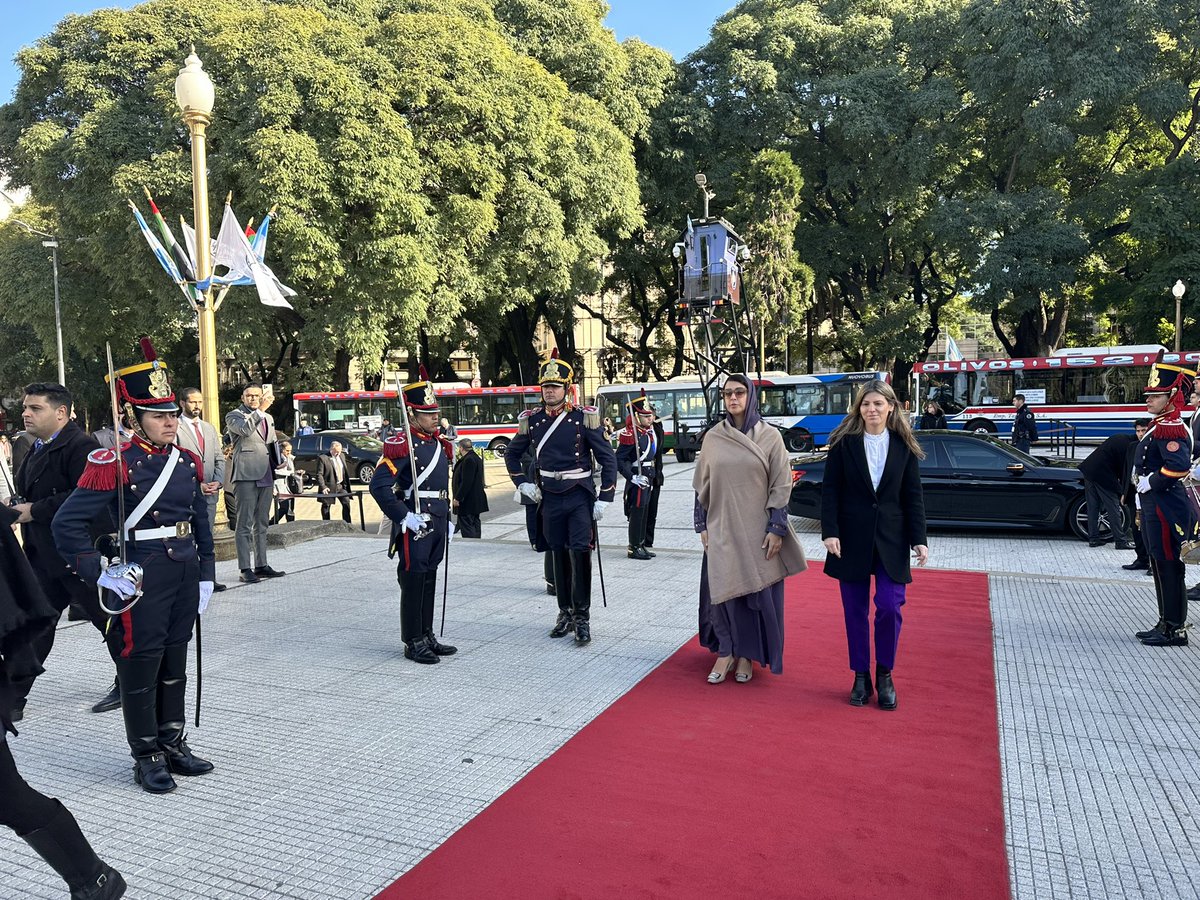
[821, 380, 928, 711]
[0, 504, 126, 898]
[917, 401, 947, 430]
[451, 439, 489, 539]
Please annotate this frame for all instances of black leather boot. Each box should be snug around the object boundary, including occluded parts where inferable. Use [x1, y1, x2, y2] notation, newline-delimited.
[849, 671, 873, 706]
[876, 667, 897, 710]
[1141, 625, 1189, 646]
[404, 635, 440, 664]
[627, 545, 652, 560]
[1144, 560, 1190, 646]
[19, 800, 127, 899]
[571, 549, 592, 645]
[399, 570, 424, 645]
[422, 572, 456, 655]
[549, 550, 574, 637]
[157, 643, 213, 776]
[114, 655, 176, 794]
[1136, 621, 1166, 640]
[91, 677, 121, 714]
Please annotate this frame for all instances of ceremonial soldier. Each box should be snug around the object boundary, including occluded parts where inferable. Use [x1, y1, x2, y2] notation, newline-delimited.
[504, 350, 618, 644]
[616, 391, 666, 560]
[370, 368, 457, 665]
[1133, 353, 1197, 647]
[52, 339, 215, 793]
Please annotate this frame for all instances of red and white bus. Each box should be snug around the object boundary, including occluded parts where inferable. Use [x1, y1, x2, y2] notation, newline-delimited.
[293, 384, 577, 457]
[914, 345, 1200, 441]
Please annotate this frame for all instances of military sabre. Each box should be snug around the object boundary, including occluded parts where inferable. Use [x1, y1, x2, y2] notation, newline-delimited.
[99, 342, 144, 616]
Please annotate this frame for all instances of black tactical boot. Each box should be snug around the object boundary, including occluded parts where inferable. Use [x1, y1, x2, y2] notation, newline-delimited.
[115, 655, 176, 794]
[875, 667, 897, 711]
[404, 635, 441, 664]
[571, 549, 592, 645]
[157, 644, 213, 776]
[19, 800, 127, 899]
[849, 671, 873, 706]
[90, 677, 121, 714]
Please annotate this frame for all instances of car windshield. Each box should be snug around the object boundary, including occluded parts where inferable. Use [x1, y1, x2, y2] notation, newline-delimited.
[346, 434, 383, 451]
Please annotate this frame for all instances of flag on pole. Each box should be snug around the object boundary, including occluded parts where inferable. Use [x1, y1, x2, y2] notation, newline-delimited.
[128, 200, 196, 306]
[212, 202, 295, 309]
[143, 188, 197, 283]
[945, 334, 964, 361]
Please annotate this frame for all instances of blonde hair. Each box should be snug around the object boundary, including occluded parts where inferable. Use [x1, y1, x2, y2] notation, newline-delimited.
[828, 380, 924, 457]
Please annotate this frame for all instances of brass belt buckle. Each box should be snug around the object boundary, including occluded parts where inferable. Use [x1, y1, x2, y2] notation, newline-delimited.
[552, 472, 563, 481]
[175, 522, 191, 538]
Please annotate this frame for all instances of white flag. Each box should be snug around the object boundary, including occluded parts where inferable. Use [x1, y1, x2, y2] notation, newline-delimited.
[213, 204, 294, 309]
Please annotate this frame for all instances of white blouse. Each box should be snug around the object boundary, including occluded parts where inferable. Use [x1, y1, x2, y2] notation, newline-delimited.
[864, 429, 890, 490]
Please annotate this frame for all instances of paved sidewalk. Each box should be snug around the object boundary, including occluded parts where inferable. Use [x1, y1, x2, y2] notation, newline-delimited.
[3, 457, 1197, 899]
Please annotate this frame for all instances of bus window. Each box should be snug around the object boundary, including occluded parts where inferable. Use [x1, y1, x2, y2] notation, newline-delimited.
[326, 402, 357, 428]
[459, 397, 486, 425]
[493, 394, 523, 424]
[674, 388, 707, 419]
[828, 385, 854, 415]
[650, 392, 674, 420]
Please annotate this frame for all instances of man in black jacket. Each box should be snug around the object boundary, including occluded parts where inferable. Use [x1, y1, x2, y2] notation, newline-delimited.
[451, 438, 488, 538]
[1122, 419, 1152, 571]
[1078, 429, 1138, 548]
[316, 440, 353, 522]
[11, 383, 115, 718]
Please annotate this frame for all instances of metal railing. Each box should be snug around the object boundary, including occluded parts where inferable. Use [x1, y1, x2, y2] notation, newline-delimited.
[1020, 418, 1077, 458]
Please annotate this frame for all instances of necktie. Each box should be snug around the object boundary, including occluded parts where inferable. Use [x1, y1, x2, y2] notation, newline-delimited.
[33, 439, 44, 454]
[193, 420, 205, 455]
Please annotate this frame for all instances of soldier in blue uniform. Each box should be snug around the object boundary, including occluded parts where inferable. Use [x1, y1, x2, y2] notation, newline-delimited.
[1133, 354, 1197, 647]
[504, 350, 618, 644]
[616, 392, 665, 561]
[52, 340, 215, 793]
[370, 368, 458, 665]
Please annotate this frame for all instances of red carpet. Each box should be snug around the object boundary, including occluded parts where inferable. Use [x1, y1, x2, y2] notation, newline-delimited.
[381, 564, 1009, 900]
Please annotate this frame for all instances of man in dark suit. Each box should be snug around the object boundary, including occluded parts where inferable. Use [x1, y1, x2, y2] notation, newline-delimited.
[451, 437, 488, 538]
[1078, 429, 1138, 548]
[316, 440, 352, 522]
[225, 383, 285, 583]
[1122, 419, 1152, 572]
[10, 383, 113, 718]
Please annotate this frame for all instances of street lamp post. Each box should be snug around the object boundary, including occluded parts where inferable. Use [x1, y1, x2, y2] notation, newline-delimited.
[1173, 280, 1187, 353]
[174, 48, 219, 429]
[12, 220, 66, 386]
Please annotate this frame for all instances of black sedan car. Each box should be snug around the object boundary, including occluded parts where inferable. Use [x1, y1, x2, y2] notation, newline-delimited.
[289, 431, 384, 486]
[788, 430, 1125, 541]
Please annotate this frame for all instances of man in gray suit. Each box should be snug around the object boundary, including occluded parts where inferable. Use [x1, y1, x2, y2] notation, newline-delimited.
[224, 383, 286, 584]
[178, 387, 227, 591]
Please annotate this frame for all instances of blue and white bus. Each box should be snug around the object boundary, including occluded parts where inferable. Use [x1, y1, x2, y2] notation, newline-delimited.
[756, 372, 890, 451]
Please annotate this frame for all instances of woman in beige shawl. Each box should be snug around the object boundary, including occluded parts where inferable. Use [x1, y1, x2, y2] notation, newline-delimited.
[693, 374, 806, 683]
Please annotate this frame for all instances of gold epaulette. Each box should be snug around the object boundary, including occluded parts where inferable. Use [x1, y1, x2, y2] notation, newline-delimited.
[582, 405, 600, 430]
[518, 410, 533, 435]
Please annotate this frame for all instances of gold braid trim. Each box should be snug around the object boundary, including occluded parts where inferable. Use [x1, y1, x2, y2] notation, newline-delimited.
[584, 408, 600, 430]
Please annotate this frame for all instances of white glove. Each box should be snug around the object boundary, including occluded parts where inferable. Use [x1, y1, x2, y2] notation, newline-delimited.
[631, 475, 651, 489]
[403, 511, 429, 533]
[98, 570, 138, 600]
[198, 581, 214, 615]
[1136, 475, 1152, 494]
[517, 482, 542, 503]
[593, 500, 609, 522]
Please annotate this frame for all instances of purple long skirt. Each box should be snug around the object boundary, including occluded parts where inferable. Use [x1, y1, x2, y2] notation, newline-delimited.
[697, 555, 786, 674]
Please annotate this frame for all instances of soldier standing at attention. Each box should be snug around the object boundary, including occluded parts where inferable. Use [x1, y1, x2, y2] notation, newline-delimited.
[52, 340, 215, 793]
[1133, 353, 1196, 647]
[370, 368, 458, 665]
[617, 392, 665, 560]
[504, 350, 618, 644]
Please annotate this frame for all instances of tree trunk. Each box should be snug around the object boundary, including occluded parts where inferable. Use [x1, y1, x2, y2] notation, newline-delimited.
[332, 347, 352, 391]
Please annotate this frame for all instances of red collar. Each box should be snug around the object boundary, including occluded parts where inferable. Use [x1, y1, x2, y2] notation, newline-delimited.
[130, 434, 171, 454]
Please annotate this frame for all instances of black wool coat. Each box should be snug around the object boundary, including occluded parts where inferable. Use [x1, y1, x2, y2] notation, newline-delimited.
[15, 420, 101, 579]
[452, 451, 489, 516]
[1078, 434, 1137, 495]
[820, 431, 927, 584]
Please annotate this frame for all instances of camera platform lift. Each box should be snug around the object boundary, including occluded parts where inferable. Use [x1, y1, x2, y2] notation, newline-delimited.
[670, 175, 759, 462]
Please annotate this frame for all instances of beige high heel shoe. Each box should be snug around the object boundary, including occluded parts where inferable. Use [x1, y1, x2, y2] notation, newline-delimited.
[707, 657, 735, 684]
[734, 659, 754, 683]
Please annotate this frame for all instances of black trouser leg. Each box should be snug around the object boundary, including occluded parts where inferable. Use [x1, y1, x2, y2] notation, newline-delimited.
[156, 643, 188, 748]
[552, 550, 573, 613]
[1160, 559, 1188, 626]
[399, 570, 423, 643]
[645, 486, 660, 545]
[569, 550, 592, 619]
[1150, 558, 1166, 622]
[421, 571, 437, 634]
[16, 796, 124, 898]
[627, 503, 647, 548]
[1128, 503, 1146, 561]
[0, 741, 58, 834]
[320, 500, 331, 521]
[114, 655, 163, 758]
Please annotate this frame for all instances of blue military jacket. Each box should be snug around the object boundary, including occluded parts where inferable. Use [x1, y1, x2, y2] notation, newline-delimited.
[370, 430, 454, 522]
[52, 435, 216, 584]
[504, 404, 617, 502]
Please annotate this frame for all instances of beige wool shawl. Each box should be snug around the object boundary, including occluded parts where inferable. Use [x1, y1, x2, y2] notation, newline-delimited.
[693, 420, 807, 605]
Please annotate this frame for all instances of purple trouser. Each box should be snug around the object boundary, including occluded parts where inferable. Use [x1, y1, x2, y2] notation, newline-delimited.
[839, 561, 906, 672]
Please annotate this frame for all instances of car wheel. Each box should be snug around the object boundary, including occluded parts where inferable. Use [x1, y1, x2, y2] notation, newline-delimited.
[675, 449, 696, 463]
[965, 418, 996, 435]
[487, 438, 509, 461]
[784, 428, 814, 452]
[1069, 496, 1125, 541]
[357, 462, 376, 485]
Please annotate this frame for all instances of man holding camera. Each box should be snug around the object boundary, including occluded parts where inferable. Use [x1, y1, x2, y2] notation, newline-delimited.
[10, 383, 114, 718]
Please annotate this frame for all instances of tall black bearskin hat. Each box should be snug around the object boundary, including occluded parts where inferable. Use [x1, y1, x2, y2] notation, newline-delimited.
[402, 365, 439, 412]
[105, 337, 178, 418]
[538, 348, 574, 386]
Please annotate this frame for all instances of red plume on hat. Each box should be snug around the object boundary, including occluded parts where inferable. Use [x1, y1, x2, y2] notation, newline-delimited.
[139, 336, 158, 362]
[418, 364, 429, 381]
[550, 348, 559, 360]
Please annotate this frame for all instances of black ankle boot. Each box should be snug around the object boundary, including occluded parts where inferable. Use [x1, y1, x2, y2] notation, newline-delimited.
[627, 546, 652, 560]
[19, 800, 127, 899]
[425, 629, 457, 656]
[91, 678, 121, 714]
[573, 614, 592, 645]
[1135, 620, 1166, 641]
[133, 753, 177, 793]
[549, 612, 574, 638]
[849, 671, 873, 706]
[876, 667, 897, 710]
[1141, 625, 1189, 647]
[404, 635, 440, 664]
